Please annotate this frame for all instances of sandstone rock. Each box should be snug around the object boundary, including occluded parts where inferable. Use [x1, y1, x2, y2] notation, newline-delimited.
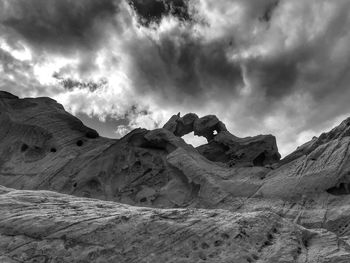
[256, 119, 350, 199]
[197, 131, 281, 166]
[281, 117, 350, 165]
[193, 115, 227, 141]
[0, 93, 201, 208]
[0, 91, 18, 99]
[163, 112, 199, 137]
[167, 148, 266, 206]
[143, 128, 194, 153]
[1, 185, 350, 263]
[162, 113, 180, 133]
[3, 91, 350, 262]
[178, 113, 199, 136]
[164, 113, 280, 166]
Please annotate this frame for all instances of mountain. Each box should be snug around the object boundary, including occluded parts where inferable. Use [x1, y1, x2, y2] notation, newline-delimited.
[1, 90, 350, 262]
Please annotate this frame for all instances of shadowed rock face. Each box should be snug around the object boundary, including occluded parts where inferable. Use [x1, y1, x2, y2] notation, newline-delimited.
[3, 91, 350, 262]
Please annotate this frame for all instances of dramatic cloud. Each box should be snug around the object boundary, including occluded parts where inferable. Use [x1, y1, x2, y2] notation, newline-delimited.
[1, 0, 350, 156]
[0, 0, 122, 54]
[129, 0, 191, 26]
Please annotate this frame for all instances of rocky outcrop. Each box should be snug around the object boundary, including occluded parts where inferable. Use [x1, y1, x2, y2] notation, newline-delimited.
[256, 117, 350, 199]
[281, 117, 350, 165]
[2, 91, 350, 205]
[163, 113, 227, 141]
[1, 185, 350, 263]
[163, 112, 280, 166]
[163, 112, 199, 137]
[197, 132, 280, 166]
[3, 91, 350, 262]
[0, 93, 276, 208]
[0, 94, 209, 208]
[1, 91, 350, 205]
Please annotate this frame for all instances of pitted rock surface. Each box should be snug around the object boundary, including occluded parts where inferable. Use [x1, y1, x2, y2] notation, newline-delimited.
[1, 186, 350, 263]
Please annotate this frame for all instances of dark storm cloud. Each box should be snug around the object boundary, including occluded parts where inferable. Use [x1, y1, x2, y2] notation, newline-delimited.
[53, 74, 108, 92]
[259, 0, 279, 23]
[1, 0, 119, 51]
[129, 0, 191, 26]
[127, 29, 243, 103]
[124, 0, 314, 108]
[245, 54, 299, 99]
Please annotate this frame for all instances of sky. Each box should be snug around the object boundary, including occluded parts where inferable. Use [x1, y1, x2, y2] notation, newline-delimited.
[1, 0, 350, 156]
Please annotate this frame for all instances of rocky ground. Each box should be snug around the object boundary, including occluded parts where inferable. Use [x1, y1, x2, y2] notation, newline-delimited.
[1, 90, 350, 262]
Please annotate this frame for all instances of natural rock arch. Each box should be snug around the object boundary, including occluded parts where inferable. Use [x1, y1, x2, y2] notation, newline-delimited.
[163, 113, 228, 142]
[163, 113, 281, 166]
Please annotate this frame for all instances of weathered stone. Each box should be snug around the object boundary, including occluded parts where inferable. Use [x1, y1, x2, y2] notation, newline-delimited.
[1, 185, 350, 263]
[0, 91, 18, 99]
[162, 113, 180, 133]
[193, 115, 225, 141]
[163, 112, 199, 137]
[164, 113, 280, 166]
[197, 131, 281, 166]
[2, 91, 350, 262]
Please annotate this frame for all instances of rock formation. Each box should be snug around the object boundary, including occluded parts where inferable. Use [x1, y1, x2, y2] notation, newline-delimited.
[163, 112, 280, 166]
[2, 185, 350, 263]
[2, 90, 350, 262]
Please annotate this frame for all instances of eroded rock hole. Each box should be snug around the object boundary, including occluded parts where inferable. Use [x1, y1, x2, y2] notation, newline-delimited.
[201, 242, 209, 249]
[21, 143, 29, 152]
[221, 233, 230, 239]
[326, 183, 350, 195]
[85, 130, 99, 139]
[198, 252, 207, 261]
[87, 179, 101, 190]
[214, 240, 223, 247]
[297, 246, 302, 254]
[76, 140, 84, 147]
[140, 197, 147, 203]
[253, 152, 266, 166]
[50, 148, 57, 153]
